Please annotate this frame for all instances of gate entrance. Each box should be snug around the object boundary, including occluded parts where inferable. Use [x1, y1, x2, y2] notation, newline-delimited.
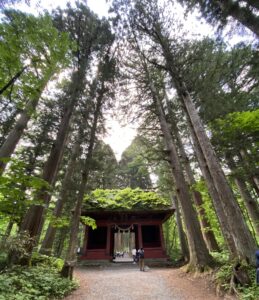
[80, 207, 174, 261]
[113, 224, 136, 262]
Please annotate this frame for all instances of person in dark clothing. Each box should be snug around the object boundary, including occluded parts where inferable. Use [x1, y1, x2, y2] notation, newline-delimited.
[138, 248, 145, 271]
[256, 250, 259, 285]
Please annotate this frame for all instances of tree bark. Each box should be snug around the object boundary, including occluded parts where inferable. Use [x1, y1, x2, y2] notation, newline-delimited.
[186, 114, 237, 255]
[139, 2, 255, 262]
[61, 88, 103, 278]
[147, 77, 213, 269]
[18, 60, 89, 264]
[166, 104, 220, 252]
[40, 131, 82, 255]
[0, 79, 48, 174]
[176, 82, 256, 263]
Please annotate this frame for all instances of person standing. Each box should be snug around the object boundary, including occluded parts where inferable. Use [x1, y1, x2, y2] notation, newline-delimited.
[138, 248, 145, 271]
[132, 248, 137, 263]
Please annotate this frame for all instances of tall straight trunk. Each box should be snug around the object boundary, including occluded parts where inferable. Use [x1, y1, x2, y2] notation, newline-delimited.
[148, 80, 213, 269]
[171, 195, 189, 262]
[61, 87, 104, 278]
[173, 127, 220, 252]
[20, 98, 74, 237]
[0, 78, 49, 174]
[164, 93, 220, 252]
[217, 0, 259, 36]
[146, 22, 254, 259]
[40, 131, 82, 255]
[175, 81, 256, 263]
[18, 61, 89, 262]
[226, 155, 259, 237]
[186, 115, 237, 255]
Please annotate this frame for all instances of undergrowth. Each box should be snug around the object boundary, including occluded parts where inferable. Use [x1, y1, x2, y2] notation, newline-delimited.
[0, 254, 78, 300]
[212, 251, 259, 300]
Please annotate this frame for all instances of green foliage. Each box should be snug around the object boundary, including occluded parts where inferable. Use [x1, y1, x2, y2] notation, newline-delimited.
[118, 136, 153, 189]
[240, 285, 259, 300]
[2, 231, 35, 264]
[211, 252, 259, 299]
[163, 216, 182, 262]
[0, 265, 77, 299]
[80, 216, 97, 229]
[31, 253, 64, 272]
[211, 109, 259, 152]
[0, 159, 50, 224]
[87, 141, 119, 190]
[48, 216, 70, 229]
[193, 179, 224, 246]
[0, 9, 71, 136]
[84, 188, 171, 210]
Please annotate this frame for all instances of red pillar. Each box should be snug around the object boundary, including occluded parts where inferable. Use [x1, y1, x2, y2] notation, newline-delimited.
[138, 224, 143, 248]
[106, 225, 111, 257]
[82, 225, 88, 256]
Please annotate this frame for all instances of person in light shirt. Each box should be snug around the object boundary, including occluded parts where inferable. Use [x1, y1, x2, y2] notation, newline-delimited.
[132, 248, 137, 263]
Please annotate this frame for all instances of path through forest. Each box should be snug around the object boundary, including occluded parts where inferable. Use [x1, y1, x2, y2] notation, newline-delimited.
[65, 264, 235, 300]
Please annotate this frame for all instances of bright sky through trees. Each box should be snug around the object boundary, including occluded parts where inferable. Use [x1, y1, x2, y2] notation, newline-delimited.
[9, 0, 253, 160]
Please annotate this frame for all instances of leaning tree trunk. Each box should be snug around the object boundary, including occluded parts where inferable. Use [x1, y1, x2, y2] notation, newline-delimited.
[174, 130, 220, 252]
[166, 102, 220, 253]
[18, 62, 88, 264]
[175, 80, 256, 264]
[148, 23, 254, 260]
[0, 77, 49, 174]
[185, 113, 237, 255]
[148, 79, 213, 270]
[61, 85, 104, 278]
[40, 130, 82, 255]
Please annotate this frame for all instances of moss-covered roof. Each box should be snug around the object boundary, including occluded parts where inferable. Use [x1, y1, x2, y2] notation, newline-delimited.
[83, 188, 172, 211]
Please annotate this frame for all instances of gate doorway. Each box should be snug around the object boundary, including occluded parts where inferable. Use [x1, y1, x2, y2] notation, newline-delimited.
[112, 224, 137, 262]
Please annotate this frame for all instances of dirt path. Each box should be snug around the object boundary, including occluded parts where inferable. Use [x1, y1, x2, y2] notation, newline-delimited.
[65, 264, 235, 300]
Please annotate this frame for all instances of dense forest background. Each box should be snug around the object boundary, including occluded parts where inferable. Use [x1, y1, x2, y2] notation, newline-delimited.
[0, 0, 258, 299]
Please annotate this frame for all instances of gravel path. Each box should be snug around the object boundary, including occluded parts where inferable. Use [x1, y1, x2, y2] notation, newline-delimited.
[65, 264, 234, 300]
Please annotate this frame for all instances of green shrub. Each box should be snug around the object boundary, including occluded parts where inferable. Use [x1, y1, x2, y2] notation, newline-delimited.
[31, 253, 64, 271]
[0, 265, 77, 299]
[239, 285, 259, 300]
[212, 255, 259, 299]
[0, 253, 7, 271]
